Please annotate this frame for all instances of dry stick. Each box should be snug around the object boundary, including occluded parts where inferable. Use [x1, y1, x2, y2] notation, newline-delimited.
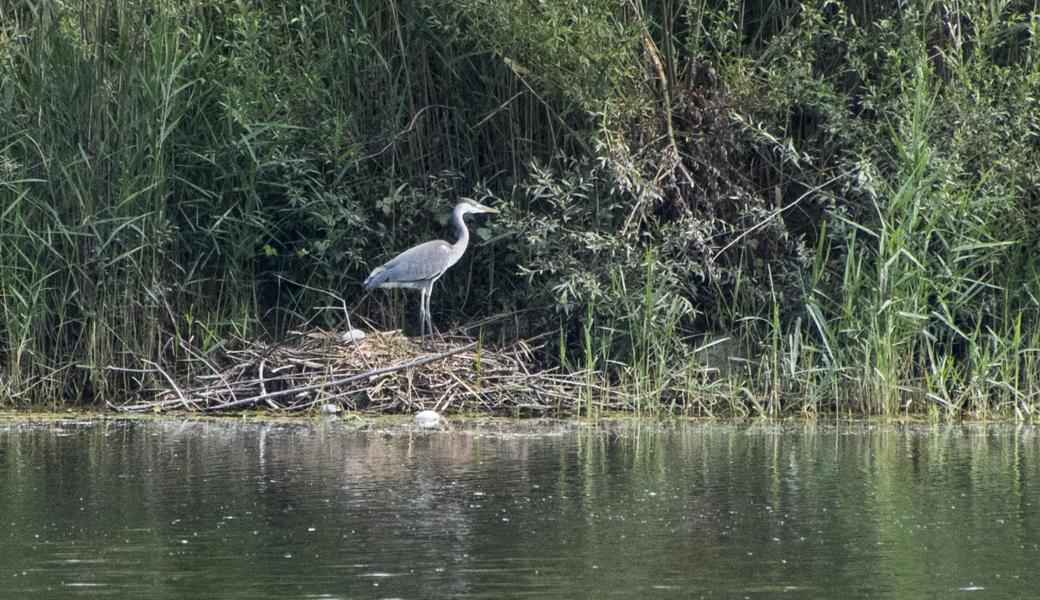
[712, 173, 843, 262]
[340, 298, 372, 371]
[443, 371, 480, 413]
[503, 57, 591, 154]
[348, 103, 448, 166]
[203, 342, 477, 412]
[277, 274, 372, 370]
[395, 391, 414, 412]
[474, 91, 525, 128]
[179, 339, 238, 404]
[622, 0, 695, 232]
[313, 300, 372, 371]
[259, 359, 280, 410]
[118, 399, 186, 412]
[107, 364, 186, 410]
[635, 2, 692, 193]
[143, 360, 192, 410]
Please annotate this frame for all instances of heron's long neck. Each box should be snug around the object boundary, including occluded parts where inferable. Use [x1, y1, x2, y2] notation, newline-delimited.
[451, 206, 470, 256]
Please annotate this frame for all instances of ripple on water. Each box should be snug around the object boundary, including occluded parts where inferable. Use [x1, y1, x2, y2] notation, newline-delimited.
[1, 420, 1040, 598]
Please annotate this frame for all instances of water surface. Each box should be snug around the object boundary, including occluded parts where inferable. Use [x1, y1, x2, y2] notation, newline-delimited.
[0, 418, 1037, 598]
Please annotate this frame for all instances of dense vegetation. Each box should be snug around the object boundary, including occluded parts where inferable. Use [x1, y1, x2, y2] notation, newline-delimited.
[1, 0, 1038, 415]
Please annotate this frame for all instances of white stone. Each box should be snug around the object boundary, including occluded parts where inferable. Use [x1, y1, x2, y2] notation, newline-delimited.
[414, 410, 441, 429]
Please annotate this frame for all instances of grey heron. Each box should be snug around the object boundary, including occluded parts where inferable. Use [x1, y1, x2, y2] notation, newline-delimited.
[363, 199, 498, 343]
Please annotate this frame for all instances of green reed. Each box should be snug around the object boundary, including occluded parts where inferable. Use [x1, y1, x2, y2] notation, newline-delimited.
[1, 1, 1037, 417]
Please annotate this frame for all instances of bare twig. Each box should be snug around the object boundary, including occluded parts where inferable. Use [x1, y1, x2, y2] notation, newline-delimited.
[203, 342, 478, 412]
[143, 360, 191, 410]
[115, 323, 587, 416]
[712, 174, 843, 262]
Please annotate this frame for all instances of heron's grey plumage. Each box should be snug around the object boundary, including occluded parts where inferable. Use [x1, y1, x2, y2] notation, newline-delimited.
[363, 241, 454, 290]
[363, 200, 498, 344]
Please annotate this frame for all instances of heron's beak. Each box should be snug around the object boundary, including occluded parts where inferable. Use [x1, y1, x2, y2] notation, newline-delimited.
[461, 198, 499, 214]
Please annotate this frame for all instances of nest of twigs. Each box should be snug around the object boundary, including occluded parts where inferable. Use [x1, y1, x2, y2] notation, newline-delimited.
[115, 329, 585, 415]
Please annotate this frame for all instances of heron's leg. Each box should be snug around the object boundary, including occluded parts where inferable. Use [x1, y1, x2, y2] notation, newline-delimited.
[418, 288, 428, 343]
[424, 289, 435, 347]
[425, 286, 434, 342]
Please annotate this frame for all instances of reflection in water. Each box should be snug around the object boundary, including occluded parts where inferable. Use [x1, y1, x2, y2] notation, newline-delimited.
[0, 420, 1038, 598]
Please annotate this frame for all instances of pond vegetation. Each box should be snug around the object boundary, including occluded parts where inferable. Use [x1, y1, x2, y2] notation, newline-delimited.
[1, 1, 1038, 416]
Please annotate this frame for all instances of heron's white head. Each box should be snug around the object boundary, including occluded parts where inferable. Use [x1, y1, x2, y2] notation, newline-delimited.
[456, 199, 499, 215]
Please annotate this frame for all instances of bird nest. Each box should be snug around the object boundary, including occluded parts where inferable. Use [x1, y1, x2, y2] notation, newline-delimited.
[114, 330, 583, 415]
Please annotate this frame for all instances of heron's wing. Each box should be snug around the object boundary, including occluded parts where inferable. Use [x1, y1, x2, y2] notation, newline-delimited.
[365, 240, 456, 288]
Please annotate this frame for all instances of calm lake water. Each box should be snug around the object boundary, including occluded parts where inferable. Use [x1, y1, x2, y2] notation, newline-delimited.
[0, 418, 1037, 598]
